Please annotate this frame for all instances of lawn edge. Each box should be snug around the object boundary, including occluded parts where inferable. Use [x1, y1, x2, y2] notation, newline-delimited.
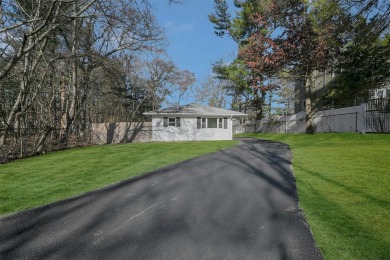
[0, 142, 239, 220]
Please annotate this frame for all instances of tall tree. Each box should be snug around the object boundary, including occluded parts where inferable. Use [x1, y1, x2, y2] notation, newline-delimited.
[280, 1, 338, 133]
[209, 0, 355, 133]
[0, 0, 183, 161]
[210, 0, 289, 121]
[212, 59, 252, 113]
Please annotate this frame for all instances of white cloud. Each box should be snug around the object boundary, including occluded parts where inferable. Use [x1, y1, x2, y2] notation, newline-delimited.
[165, 21, 194, 34]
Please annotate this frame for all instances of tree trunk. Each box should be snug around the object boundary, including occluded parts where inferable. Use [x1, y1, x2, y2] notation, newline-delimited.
[60, 6, 79, 144]
[0, 0, 3, 25]
[0, 91, 22, 146]
[36, 126, 53, 154]
[59, 76, 68, 140]
[255, 89, 264, 120]
[0, 36, 48, 148]
[305, 74, 315, 134]
[0, 38, 32, 146]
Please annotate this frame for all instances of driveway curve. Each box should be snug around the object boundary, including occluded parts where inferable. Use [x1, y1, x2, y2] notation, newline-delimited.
[0, 138, 322, 260]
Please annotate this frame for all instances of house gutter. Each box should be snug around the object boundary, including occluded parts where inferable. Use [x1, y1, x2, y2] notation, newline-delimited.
[144, 113, 247, 118]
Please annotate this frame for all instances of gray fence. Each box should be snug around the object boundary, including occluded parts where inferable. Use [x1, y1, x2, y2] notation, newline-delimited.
[366, 98, 390, 133]
[234, 103, 390, 134]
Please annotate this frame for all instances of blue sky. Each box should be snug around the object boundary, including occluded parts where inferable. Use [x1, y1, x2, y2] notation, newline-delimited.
[152, 0, 237, 84]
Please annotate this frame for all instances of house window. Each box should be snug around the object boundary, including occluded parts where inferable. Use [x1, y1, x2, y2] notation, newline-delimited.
[164, 117, 180, 127]
[208, 118, 218, 128]
[218, 118, 223, 128]
[202, 118, 207, 128]
[197, 117, 228, 129]
[169, 118, 176, 126]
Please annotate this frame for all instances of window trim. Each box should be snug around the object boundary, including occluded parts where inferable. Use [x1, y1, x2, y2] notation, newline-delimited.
[207, 118, 218, 128]
[163, 117, 181, 127]
[201, 118, 207, 128]
[197, 117, 229, 129]
[168, 118, 176, 126]
[218, 118, 223, 128]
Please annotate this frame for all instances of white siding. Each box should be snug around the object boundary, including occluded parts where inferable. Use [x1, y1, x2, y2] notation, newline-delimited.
[151, 116, 233, 141]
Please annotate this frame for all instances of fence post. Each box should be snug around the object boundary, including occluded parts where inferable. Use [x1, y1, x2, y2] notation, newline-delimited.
[355, 112, 358, 133]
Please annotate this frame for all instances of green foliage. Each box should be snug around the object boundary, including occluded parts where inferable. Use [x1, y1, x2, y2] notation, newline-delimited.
[209, 0, 291, 119]
[208, 0, 231, 38]
[0, 141, 237, 215]
[209, 0, 271, 42]
[304, 0, 390, 104]
[213, 59, 250, 95]
[210, 0, 390, 130]
[327, 23, 390, 105]
[212, 59, 260, 113]
[237, 133, 390, 259]
[229, 0, 267, 43]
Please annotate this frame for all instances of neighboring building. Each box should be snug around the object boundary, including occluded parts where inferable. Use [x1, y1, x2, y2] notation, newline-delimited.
[294, 70, 390, 113]
[294, 70, 336, 113]
[370, 87, 390, 99]
[144, 103, 247, 141]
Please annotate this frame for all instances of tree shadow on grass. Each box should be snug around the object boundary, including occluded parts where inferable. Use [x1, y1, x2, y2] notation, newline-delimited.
[0, 138, 323, 259]
[296, 165, 390, 259]
[296, 164, 390, 209]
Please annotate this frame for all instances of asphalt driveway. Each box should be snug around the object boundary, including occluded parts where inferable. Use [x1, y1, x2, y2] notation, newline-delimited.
[0, 138, 322, 260]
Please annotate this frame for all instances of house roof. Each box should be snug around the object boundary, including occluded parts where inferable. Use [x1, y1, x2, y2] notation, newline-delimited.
[144, 103, 248, 117]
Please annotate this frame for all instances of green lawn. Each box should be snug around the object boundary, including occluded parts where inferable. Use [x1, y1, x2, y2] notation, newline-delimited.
[238, 133, 390, 260]
[0, 141, 237, 216]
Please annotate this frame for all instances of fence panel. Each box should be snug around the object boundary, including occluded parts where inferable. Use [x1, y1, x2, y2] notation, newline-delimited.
[365, 98, 390, 133]
[366, 111, 390, 133]
[91, 122, 152, 144]
[250, 105, 367, 134]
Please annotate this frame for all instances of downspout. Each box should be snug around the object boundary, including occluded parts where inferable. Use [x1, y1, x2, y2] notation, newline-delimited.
[230, 115, 233, 140]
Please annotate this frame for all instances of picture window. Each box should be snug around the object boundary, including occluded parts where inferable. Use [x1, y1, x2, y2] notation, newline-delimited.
[197, 117, 228, 129]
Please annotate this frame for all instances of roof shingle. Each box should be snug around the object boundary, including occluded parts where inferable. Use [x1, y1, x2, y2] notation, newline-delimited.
[144, 103, 247, 117]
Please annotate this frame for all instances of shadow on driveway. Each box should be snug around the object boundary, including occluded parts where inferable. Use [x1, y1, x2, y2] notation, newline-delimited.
[0, 138, 322, 260]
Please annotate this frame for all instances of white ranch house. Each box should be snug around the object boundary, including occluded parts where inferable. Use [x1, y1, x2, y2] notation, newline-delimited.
[144, 104, 247, 141]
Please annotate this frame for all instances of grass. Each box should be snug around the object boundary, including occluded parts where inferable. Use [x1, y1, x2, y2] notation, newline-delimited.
[0, 140, 237, 216]
[238, 133, 390, 260]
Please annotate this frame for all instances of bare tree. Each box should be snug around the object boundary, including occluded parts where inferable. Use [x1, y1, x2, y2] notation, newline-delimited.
[0, 0, 97, 151]
[0, 0, 171, 161]
[170, 69, 195, 106]
[195, 75, 228, 108]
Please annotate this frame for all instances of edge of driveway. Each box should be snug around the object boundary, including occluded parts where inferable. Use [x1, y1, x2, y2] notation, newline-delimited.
[0, 141, 240, 221]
